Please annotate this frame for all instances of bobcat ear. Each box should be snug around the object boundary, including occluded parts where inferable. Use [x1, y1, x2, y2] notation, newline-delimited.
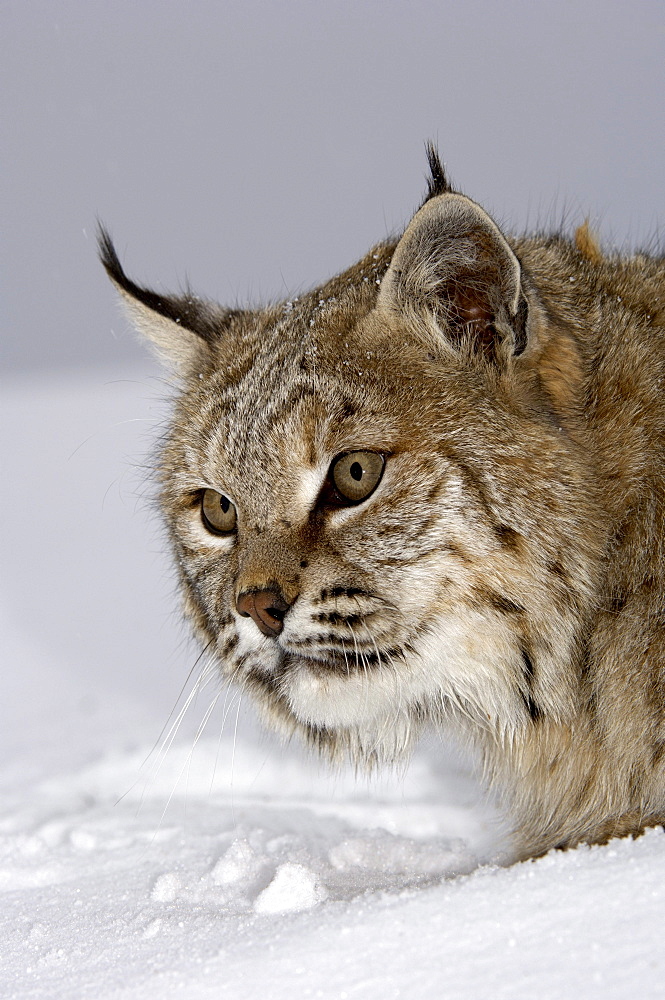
[378, 193, 528, 359]
[98, 227, 225, 371]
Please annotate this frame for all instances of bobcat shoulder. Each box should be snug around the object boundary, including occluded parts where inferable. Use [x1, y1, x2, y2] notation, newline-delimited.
[100, 148, 665, 860]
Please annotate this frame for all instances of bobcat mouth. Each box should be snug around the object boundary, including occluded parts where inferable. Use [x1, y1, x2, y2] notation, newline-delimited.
[279, 643, 404, 675]
[280, 650, 355, 677]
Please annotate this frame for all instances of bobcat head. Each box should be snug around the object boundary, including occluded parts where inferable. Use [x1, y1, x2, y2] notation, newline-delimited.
[99, 148, 602, 768]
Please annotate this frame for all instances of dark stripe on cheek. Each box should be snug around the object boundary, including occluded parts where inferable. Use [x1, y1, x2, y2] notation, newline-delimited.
[522, 647, 535, 680]
[494, 524, 522, 550]
[442, 540, 470, 563]
[520, 646, 542, 721]
[577, 637, 591, 679]
[452, 458, 494, 521]
[650, 741, 665, 769]
[547, 559, 569, 582]
[472, 585, 525, 616]
[521, 690, 542, 722]
[491, 595, 525, 615]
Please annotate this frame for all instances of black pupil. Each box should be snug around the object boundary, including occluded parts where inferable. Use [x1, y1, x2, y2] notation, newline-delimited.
[220, 496, 230, 513]
[350, 462, 363, 481]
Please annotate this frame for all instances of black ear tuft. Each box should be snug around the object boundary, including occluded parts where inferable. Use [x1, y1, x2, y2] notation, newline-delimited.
[97, 224, 227, 345]
[97, 224, 127, 288]
[98, 224, 172, 320]
[423, 142, 454, 202]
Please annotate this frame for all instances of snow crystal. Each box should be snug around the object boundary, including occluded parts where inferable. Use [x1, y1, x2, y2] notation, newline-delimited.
[142, 918, 162, 940]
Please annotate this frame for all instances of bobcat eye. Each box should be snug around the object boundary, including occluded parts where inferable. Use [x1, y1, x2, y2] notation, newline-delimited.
[201, 489, 237, 534]
[331, 451, 385, 503]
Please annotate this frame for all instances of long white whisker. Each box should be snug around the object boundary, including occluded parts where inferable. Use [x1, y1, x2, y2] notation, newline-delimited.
[142, 640, 215, 770]
[152, 657, 217, 773]
[116, 644, 216, 809]
[209, 682, 234, 795]
[159, 684, 224, 829]
[230, 694, 243, 830]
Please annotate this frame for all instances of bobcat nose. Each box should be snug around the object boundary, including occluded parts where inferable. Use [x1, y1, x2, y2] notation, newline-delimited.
[236, 588, 290, 637]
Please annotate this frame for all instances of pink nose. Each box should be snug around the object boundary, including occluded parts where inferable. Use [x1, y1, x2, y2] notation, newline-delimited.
[236, 589, 289, 637]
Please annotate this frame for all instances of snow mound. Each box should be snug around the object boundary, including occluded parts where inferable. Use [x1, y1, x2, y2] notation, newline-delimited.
[254, 862, 326, 913]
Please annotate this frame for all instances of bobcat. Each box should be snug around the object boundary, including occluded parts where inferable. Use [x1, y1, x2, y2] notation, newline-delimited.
[100, 147, 665, 861]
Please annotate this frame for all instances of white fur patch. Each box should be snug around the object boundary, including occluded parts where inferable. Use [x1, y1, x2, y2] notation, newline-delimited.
[295, 465, 327, 514]
[285, 658, 401, 728]
[281, 607, 523, 738]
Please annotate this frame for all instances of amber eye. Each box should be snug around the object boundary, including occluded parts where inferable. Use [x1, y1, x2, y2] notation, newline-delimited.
[331, 451, 385, 503]
[201, 489, 237, 534]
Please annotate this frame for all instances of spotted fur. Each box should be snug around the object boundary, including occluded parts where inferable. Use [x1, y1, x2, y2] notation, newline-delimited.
[101, 150, 665, 860]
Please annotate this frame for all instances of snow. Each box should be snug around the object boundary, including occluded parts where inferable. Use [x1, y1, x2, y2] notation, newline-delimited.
[2, 370, 664, 999]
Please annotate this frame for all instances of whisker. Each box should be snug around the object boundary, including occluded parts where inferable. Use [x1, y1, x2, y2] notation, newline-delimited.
[115, 641, 215, 808]
[151, 656, 217, 773]
[159, 684, 225, 829]
[340, 637, 350, 676]
[209, 682, 235, 795]
[230, 694, 243, 830]
[146, 641, 215, 756]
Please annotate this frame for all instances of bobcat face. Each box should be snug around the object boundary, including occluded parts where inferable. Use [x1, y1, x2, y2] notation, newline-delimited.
[153, 290, 593, 762]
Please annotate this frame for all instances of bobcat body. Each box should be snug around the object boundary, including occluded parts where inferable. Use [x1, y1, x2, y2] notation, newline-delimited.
[101, 150, 665, 860]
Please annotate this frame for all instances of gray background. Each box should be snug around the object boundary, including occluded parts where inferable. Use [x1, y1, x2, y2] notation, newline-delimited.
[3, 0, 664, 375]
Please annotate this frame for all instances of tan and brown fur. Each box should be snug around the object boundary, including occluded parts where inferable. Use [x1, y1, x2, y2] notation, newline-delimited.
[100, 147, 665, 861]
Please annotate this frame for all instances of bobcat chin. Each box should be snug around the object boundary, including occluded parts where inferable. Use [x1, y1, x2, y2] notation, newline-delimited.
[100, 147, 665, 861]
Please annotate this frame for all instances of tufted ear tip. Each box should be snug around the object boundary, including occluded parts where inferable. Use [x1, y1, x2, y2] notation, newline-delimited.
[422, 142, 455, 202]
[98, 226, 232, 372]
[97, 224, 124, 285]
